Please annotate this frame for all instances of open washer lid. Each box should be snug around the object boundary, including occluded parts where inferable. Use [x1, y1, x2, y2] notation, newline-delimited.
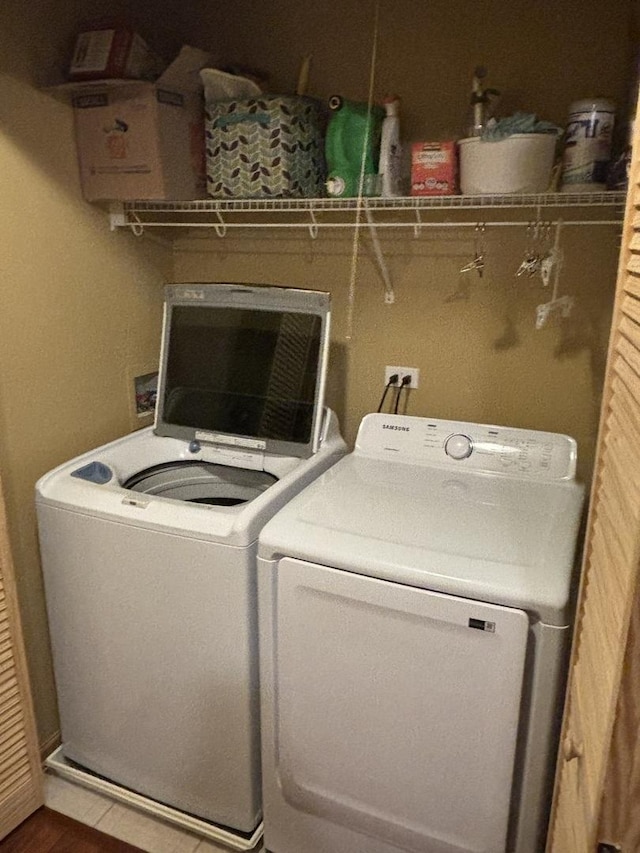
[154, 283, 331, 459]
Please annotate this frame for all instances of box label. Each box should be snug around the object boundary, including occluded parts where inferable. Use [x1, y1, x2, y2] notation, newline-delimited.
[73, 92, 110, 109]
[157, 89, 184, 108]
[411, 141, 458, 196]
[69, 29, 116, 75]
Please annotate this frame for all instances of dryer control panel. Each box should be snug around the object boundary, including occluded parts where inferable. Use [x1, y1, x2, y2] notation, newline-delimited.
[356, 414, 577, 480]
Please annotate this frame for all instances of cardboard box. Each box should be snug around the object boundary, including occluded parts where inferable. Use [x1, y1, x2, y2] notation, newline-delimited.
[411, 141, 458, 196]
[67, 47, 210, 201]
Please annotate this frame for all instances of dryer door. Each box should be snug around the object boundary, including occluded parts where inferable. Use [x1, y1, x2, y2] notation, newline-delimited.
[273, 558, 529, 853]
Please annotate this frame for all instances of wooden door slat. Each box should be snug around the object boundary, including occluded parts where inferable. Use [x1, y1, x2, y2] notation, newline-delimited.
[549, 102, 640, 853]
[0, 472, 43, 840]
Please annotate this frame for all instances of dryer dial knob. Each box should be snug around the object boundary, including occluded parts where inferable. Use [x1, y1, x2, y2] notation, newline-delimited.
[445, 434, 473, 460]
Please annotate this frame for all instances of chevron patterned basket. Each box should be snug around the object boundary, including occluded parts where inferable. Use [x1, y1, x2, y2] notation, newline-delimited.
[204, 96, 326, 198]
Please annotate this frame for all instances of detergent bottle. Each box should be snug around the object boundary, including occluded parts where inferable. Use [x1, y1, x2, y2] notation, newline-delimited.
[325, 96, 385, 197]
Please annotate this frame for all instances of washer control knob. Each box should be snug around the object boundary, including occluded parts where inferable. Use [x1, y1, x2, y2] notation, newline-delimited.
[445, 434, 473, 460]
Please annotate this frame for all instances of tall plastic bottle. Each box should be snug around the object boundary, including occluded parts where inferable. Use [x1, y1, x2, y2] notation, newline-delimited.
[379, 96, 402, 197]
[561, 98, 616, 191]
[464, 66, 499, 138]
[325, 96, 384, 198]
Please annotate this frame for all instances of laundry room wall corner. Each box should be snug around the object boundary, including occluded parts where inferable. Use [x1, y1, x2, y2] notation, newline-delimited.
[0, 0, 171, 746]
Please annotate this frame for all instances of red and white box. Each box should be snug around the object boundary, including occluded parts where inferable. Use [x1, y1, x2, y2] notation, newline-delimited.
[411, 141, 458, 196]
[68, 25, 164, 82]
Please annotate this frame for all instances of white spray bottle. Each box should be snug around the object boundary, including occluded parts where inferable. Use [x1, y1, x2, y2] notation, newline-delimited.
[379, 96, 402, 197]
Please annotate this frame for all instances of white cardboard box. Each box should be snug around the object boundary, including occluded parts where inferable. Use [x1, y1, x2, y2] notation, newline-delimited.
[62, 47, 210, 201]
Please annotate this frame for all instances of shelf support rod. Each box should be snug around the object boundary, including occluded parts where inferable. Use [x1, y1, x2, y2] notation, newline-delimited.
[308, 208, 319, 240]
[414, 209, 422, 238]
[364, 205, 395, 304]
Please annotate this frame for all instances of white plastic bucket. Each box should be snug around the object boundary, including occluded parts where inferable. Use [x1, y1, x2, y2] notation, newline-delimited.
[458, 133, 557, 194]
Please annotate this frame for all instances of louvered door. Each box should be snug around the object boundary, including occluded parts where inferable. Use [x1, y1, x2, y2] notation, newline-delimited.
[0, 475, 43, 838]
[598, 251, 640, 843]
[548, 113, 640, 851]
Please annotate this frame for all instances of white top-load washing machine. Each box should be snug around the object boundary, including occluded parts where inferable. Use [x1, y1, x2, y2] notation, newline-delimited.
[36, 283, 346, 845]
[257, 413, 585, 853]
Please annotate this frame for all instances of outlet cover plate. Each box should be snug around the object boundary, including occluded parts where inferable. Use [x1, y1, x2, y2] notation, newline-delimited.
[384, 366, 420, 389]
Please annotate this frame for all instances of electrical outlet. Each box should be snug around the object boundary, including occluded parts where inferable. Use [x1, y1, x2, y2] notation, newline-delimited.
[384, 366, 420, 389]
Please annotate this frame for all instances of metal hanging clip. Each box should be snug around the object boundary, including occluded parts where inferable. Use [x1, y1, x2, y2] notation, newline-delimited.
[460, 224, 485, 278]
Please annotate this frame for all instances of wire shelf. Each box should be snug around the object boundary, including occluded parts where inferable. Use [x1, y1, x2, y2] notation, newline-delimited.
[110, 191, 626, 233]
[108, 190, 625, 306]
[121, 191, 625, 215]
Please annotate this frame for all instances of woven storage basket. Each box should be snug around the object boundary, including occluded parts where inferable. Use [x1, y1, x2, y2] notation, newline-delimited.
[205, 95, 326, 198]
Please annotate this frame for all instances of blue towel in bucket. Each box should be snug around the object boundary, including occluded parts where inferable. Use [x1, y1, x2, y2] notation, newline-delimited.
[481, 111, 562, 141]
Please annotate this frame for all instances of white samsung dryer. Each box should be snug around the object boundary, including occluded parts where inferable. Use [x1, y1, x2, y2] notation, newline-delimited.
[36, 283, 346, 846]
[257, 413, 585, 853]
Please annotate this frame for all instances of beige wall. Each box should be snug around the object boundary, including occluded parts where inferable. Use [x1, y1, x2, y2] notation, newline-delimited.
[0, 0, 633, 746]
[1, 1, 170, 743]
[172, 0, 629, 484]
[207, 0, 631, 139]
[173, 226, 618, 485]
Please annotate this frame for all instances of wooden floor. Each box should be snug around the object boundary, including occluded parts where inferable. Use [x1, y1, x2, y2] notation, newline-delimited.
[0, 807, 144, 852]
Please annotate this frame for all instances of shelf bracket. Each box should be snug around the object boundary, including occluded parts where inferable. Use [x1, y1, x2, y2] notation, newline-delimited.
[364, 205, 395, 304]
[109, 203, 125, 231]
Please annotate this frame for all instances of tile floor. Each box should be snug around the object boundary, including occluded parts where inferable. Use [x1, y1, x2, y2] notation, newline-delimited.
[44, 772, 264, 853]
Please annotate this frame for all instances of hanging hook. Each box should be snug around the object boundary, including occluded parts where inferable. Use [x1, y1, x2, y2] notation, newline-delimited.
[214, 209, 227, 238]
[475, 223, 486, 278]
[535, 219, 572, 328]
[460, 223, 485, 277]
[540, 220, 557, 287]
[543, 220, 553, 255]
[129, 213, 144, 238]
[516, 221, 539, 278]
